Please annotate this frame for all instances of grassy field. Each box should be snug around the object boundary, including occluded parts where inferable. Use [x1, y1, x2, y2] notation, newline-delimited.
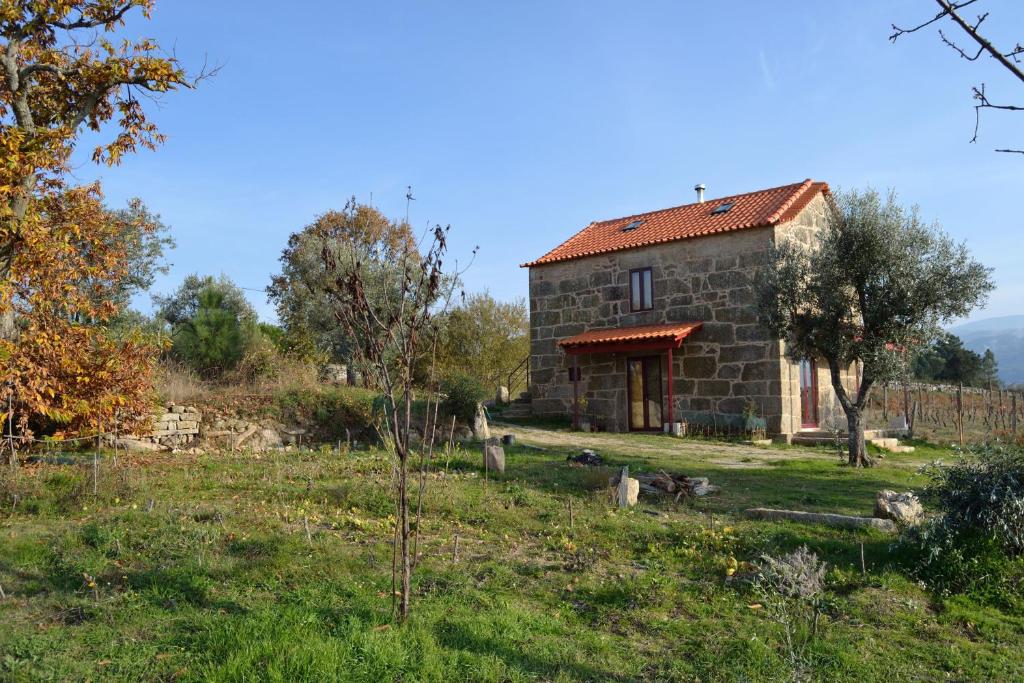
[1, 426, 1022, 682]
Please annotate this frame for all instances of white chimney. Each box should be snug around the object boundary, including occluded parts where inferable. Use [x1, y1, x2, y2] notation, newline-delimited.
[694, 183, 706, 203]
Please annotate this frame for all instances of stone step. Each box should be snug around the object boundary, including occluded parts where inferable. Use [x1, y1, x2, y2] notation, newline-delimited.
[517, 391, 532, 402]
[501, 406, 533, 419]
[869, 438, 915, 454]
[790, 428, 890, 447]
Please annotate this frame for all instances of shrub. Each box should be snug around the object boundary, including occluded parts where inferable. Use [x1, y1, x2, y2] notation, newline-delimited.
[272, 386, 377, 442]
[754, 546, 829, 678]
[901, 443, 1024, 607]
[920, 443, 1024, 555]
[440, 372, 486, 423]
[233, 332, 281, 384]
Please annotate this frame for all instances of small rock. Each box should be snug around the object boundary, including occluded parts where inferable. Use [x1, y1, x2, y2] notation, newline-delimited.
[483, 441, 505, 474]
[688, 477, 719, 497]
[874, 490, 924, 526]
[496, 386, 510, 404]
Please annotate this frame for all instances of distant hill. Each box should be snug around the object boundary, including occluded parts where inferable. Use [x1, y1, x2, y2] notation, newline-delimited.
[950, 315, 1024, 386]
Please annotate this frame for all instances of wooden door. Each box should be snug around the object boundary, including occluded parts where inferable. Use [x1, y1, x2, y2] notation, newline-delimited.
[799, 358, 819, 428]
[628, 357, 663, 431]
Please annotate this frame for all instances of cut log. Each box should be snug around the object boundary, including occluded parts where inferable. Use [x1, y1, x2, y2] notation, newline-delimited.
[744, 508, 896, 532]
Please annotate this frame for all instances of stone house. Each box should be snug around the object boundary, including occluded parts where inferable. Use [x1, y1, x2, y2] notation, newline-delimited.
[522, 179, 857, 440]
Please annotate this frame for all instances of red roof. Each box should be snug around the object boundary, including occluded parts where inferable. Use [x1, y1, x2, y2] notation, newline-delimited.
[558, 322, 703, 350]
[523, 179, 829, 267]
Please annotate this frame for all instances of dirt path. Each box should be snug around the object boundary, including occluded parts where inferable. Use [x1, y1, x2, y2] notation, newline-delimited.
[493, 421, 839, 468]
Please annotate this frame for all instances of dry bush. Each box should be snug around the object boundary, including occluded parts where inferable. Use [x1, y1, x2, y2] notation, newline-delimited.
[155, 360, 206, 404]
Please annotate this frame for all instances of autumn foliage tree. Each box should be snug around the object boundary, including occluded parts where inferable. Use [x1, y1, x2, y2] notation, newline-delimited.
[4, 184, 164, 441]
[0, 1, 204, 451]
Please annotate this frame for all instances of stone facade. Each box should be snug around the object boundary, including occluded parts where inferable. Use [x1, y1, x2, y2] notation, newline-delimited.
[527, 193, 856, 437]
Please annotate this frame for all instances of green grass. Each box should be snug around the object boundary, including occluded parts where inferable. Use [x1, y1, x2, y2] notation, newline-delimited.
[1, 432, 1021, 682]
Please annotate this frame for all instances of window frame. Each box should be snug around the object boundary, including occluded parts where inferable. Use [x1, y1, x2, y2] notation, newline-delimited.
[629, 267, 654, 312]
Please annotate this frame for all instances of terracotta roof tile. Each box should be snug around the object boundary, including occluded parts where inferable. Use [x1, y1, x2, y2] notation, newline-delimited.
[558, 322, 703, 349]
[523, 180, 829, 267]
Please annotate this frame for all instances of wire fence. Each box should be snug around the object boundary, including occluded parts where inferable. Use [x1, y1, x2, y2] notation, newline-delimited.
[2, 393, 132, 499]
[865, 382, 1022, 445]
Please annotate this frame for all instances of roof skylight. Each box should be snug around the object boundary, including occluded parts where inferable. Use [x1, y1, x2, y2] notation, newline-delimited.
[621, 220, 644, 232]
[710, 202, 734, 215]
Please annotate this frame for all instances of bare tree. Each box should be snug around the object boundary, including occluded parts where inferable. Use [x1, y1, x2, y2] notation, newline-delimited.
[891, 0, 1024, 154]
[315, 202, 462, 621]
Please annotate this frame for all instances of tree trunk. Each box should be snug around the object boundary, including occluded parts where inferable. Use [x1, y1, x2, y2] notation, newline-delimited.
[398, 448, 411, 622]
[0, 307, 14, 342]
[846, 408, 871, 467]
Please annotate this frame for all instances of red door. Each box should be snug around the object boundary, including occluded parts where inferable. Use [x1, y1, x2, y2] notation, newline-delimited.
[799, 359, 819, 428]
[628, 357, 663, 431]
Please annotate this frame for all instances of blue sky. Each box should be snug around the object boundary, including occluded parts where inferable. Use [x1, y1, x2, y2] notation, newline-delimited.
[75, 1, 1024, 323]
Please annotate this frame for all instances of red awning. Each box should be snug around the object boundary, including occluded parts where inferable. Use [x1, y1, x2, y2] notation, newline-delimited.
[558, 322, 703, 355]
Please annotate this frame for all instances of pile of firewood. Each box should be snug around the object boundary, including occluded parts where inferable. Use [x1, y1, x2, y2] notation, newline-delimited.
[633, 471, 718, 499]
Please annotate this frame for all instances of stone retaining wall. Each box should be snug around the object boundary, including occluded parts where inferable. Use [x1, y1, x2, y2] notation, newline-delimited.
[147, 404, 202, 448]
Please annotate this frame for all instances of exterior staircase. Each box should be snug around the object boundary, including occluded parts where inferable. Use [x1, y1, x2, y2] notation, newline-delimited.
[500, 391, 533, 419]
[868, 436, 915, 454]
[791, 429, 914, 453]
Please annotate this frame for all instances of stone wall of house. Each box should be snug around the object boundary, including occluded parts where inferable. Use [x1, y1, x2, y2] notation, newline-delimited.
[528, 193, 849, 436]
[773, 195, 860, 436]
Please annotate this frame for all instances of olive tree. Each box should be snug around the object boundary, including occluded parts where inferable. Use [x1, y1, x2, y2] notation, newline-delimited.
[756, 188, 992, 467]
[267, 203, 417, 364]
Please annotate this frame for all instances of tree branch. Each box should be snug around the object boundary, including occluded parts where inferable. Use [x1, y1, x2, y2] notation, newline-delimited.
[52, 3, 135, 31]
[936, 0, 1024, 84]
[889, 0, 980, 42]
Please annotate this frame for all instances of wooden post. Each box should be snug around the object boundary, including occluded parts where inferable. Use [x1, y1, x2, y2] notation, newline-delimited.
[1013, 393, 1018, 435]
[904, 384, 913, 439]
[93, 423, 100, 496]
[666, 346, 674, 431]
[571, 355, 580, 431]
[882, 385, 888, 422]
[957, 383, 964, 447]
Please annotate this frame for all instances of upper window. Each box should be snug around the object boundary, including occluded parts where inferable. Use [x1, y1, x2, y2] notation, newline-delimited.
[710, 202, 734, 215]
[622, 220, 644, 233]
[629, 267, 653, 311]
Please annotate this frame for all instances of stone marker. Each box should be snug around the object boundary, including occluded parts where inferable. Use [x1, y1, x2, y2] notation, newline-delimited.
[615, 466, 639, 508]
[874, 490, 923, 526]
[496, 386, 510, 404]
[483, 440, 505, 474]
[472, 403, 490, 440]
